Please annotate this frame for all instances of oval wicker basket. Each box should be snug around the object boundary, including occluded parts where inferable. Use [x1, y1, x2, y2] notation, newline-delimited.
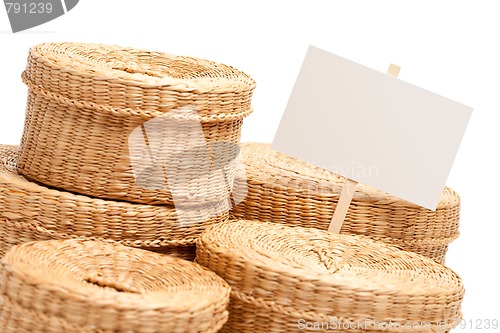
[0, 145, 230, 261]
[0, 239, 231, 333]
[196, 220, 465, 333]
[18, 42, 256, 205]
[230, 143, 461, 263]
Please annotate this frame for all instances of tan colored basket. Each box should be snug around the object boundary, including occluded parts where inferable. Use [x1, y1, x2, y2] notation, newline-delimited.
[231, 143, 461, 263]
[18, 42, 256, 206]
[0, 239, 230, 333]
[0, 145, 228, 260]
[196, 220, 464, 333]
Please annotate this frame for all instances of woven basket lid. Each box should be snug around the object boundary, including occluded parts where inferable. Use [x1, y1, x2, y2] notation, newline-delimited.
[0, 239, 230, 333]
[0, 145, 229, 254]
[231, 143, 460, 263]
[23, 42, 256, 119]
[238, 143, 459, 208]
[196, 221, 464, 332]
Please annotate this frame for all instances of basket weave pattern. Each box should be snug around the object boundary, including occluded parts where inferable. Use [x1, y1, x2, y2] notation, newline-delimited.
[196, 221, 465, 333]
[231, 143, 461, 262]
[0, 145, 228, 260]
[0, 239, 231, 333]
[18, 42, 256, 205]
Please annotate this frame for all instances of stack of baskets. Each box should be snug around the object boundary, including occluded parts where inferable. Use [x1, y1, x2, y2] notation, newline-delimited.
[231, 143, 461, 263]
[0, 42, 466, 333]
[0, 42, 256, 260]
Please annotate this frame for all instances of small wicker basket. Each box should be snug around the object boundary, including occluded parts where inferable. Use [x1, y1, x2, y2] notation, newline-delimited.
[231, 143, 461, 263]
[0, 239, 231, 333]
[18, 42, 256, 205]
[0, 145, 229, 260]
[196, 220, 465, 333]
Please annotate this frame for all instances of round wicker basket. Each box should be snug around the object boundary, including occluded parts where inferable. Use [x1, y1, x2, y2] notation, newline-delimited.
[231, 143, 461, 263]
[0, 145, 229, 261]
[0, 239, 230, 333]
[196, 221, 465, 333]
[18, 42, 256, 205]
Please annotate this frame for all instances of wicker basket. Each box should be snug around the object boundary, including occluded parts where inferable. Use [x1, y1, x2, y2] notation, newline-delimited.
[230, 143, 461, 263]
[18, 42, 256, 206]
[196, 220, 464, 333]
[0, 145, 228, 260]
[0, 239, 230, 333]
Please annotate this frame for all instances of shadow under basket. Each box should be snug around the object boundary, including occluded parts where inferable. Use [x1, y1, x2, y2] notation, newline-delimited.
[0, 239, 230, 333]
[196, 220, 465, 333]
[0, 145, 229, 260]
[18, 42, 256, 206]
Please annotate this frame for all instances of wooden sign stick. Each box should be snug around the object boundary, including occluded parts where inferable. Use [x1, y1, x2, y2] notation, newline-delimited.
[327, 64, 401, 234]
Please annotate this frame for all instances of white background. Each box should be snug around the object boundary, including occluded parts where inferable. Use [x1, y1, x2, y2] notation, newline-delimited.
[0, 1, 498, 330]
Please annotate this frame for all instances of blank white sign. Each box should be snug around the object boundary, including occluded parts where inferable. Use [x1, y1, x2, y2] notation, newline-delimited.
[272, 46, 472, 210]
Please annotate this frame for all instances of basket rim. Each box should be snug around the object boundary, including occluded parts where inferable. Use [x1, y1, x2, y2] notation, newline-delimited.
[21, 72, 253, 121]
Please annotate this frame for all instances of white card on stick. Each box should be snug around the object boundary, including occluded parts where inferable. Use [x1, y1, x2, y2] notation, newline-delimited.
[272, 46, 472, 210]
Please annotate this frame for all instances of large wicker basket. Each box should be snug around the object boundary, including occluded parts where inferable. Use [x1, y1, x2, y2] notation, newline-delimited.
[196, 221, 465, 333]
[0, 145, 230, 261]
[18, 42, 256, 206]
[0, 239, 230, 333]
[231, 143, 461, 263]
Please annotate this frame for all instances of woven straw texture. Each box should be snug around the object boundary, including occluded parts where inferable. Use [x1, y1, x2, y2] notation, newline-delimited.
[0, 145, 228, 260]
[196, 221, 464, 333]
[0, 239, 230, 333]
[231, 143, 461, 263]
[18, 42, 256, 205]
